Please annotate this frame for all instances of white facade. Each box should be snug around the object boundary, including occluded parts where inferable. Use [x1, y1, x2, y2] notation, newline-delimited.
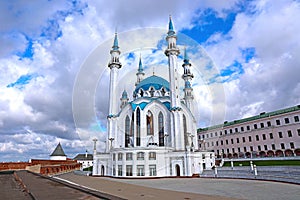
[50, 156, 66, 160]
[198, 106, 300, 159]
[50, 143, 67, 160]
[93, 17, 214, 177]
[74, 153, 93, 170]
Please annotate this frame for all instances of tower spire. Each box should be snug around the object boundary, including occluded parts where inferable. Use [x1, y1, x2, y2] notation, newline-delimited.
[168, 15, 175, 36]
[112, 32, 119, 51]
[182, 48, 194, 114]
[165, 15, 180, 109]
[165, 16, 184, 151]
[107, 31, 122, 151]
[138, 54, 143, 72]
[135, 53, 145, 86]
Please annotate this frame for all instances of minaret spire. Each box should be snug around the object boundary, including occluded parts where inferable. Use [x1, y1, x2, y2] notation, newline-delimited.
[165, 15, 180, 109]
[164, 16, 184, 151]
[135, 53, 145, 86]
[182, 48, 194, 114]
[112, 32, 119, 51]
[168, 15, 175, 36]
[107, 31, 122, 151]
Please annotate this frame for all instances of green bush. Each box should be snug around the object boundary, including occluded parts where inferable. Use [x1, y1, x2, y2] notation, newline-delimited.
[223, 160, 300, 167]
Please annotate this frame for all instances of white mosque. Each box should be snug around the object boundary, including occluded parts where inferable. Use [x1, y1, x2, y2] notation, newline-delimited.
[93, 17, 215, 177]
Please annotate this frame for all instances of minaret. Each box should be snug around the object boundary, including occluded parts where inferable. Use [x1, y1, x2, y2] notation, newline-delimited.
[107, 32, 122, 150]
[182, 48, 194, 114]
[165, 16, 181, 109]
[135, 55, 145, 85]
[164, 16, 184, 150]
[120, 89, 129, 109]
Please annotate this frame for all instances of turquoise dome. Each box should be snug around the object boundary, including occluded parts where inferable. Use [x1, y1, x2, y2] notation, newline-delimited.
[135, 75, 170, 93]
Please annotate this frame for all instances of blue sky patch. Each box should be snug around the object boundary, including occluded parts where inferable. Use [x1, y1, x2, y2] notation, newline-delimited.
[241, 47, 256, 63]
[182, 8, 236, 44]
[7, 73, 37, 89]
[40, 19, 63, 41]
[220, 60, 244, 77]
[126, 52, 135, 60]
[209, 60, 244, 84]
[16, 36, 34, 59]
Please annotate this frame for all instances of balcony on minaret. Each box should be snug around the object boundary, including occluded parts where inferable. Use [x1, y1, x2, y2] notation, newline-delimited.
[108, 32, 122, 69]
[182, 48, 194, 81]
[165, 16, 180, 56]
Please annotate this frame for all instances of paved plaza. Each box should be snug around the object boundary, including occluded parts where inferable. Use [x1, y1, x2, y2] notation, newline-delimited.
[58, 172, 300, 200]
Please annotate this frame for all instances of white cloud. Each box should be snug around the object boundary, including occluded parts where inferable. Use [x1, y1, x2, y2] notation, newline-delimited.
[203, 0, 300, 121]
[0, 0, 298, 161]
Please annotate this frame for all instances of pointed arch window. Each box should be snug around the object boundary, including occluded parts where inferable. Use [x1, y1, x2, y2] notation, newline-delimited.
[140, 89, 144, 97]
[130, 112, 134, 147]
[183, 114, 188, 148]
[161, 88, 166, 96]
[147, 111, 154, 135]
[149, 87, 155, 97]
[125, 116, 130, 147]
[136, 108, 141, 146]
[158, 112, 164, 146]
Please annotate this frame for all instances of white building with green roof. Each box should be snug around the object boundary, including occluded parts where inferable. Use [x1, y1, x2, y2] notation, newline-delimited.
[198, 105, 300, 160]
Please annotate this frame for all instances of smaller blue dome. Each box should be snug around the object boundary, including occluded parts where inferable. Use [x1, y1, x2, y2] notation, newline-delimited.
[121, 90, 128, 99]
[135, 75, 170, 93]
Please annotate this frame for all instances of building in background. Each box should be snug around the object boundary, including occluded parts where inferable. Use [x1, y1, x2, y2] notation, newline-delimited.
[74, 151, 93, 170]
[0, 143, 80, 175]
[198, 105, 300, 159]
[50, 142, 67, 160]
[93, 17, 215, 177]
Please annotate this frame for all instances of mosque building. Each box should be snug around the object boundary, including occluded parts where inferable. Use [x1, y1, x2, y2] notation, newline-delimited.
[92, 17, 215, 177]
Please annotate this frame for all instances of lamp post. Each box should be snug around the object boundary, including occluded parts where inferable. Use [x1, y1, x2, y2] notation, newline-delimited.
[188, 133, 195, 152]
[93, 138, 98, 155]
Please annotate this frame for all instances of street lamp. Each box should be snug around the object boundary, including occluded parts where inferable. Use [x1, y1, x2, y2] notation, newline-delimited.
[187, 133, 195, 152]
[93, 138, 98, 154]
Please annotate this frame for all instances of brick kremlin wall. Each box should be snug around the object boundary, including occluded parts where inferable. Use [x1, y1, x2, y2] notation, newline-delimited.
[0, 159, 81, 175]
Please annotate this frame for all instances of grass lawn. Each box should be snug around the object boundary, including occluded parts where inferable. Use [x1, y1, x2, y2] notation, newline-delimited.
[223, 159, 300, 167]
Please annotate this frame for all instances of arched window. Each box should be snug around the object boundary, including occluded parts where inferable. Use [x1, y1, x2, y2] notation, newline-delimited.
[125, 116, 130, 147]
[149, 87, 155, 97]
[130, 112, 134, 147]
[140, 89, 144, 97]
[158, 112, 164, 146]
[183, 114, 188, 148]
[136, 108, 141, 146]
[161, 88, 166, 96]
[147, 111, 154, 135]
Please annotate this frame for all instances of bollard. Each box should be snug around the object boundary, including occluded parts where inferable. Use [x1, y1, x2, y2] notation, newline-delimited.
[214, 166, 218, 177]
[253, 165, 257, 176]
[230, 159, 234, 170]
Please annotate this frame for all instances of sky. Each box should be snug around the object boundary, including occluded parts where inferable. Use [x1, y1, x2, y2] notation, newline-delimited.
[0, 0, 299, 162]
